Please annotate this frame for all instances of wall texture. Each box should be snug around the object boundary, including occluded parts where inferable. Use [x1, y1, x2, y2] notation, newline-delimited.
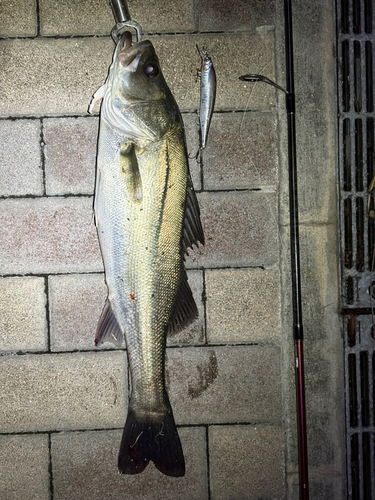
[0, 0, 344, 499]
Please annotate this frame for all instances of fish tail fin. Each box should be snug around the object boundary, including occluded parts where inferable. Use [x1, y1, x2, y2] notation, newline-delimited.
[118, 400, 185, 477]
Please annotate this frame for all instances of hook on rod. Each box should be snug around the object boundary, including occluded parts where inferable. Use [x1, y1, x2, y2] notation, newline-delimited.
[108, 0, 142, 43]
[111, 20, 142, 43]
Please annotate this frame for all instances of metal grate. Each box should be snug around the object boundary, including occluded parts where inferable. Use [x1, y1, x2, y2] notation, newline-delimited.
[337, 0, 375, 498]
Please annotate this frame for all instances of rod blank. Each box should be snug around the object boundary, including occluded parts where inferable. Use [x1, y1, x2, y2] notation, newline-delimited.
[283, 0, 309, 498]
[109, 0, 131, 23]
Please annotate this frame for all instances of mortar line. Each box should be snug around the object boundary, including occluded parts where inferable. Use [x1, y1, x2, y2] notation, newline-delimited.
[0, 271, 104, 278]
[279, 220, 336, 228]
[202, 268, 208, 345]
[0, 115, 96, 121]
[48, 433, 54, 500]
[0, 265, 273, 279]
[0, 29, 271, 42]
[0, 186, 277, 201]
[0, 421, 283, 437]
[35, 0, 41, 37]
[0, 193, 94, 200]
[193, 0, 200, 32]
[0, 341, 282, 359]
[44, 276, 51, 352]
[205, 425, 212, 500]
[40, 118, 46, 196]
[201, 187, 275, 193]
[0, 108, 277, 122]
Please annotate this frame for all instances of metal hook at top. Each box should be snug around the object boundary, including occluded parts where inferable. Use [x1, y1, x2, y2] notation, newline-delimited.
[111, 20, 142, 44]
[108, 0, 142, 44]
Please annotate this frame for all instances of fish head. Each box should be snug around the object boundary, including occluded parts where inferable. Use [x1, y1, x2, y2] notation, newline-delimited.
[117, 33, 166, 102]
[103, 32, 177, 144]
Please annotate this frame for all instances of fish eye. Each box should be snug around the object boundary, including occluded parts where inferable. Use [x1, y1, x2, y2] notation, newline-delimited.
[144, 63, 159, 78]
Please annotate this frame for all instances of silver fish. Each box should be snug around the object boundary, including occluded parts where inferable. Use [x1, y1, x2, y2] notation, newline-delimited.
[197, 45, 216, 148]
[91, 32, 204, 477]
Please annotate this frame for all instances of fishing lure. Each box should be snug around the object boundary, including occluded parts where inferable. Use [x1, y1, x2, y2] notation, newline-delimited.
[197, 45, 216, 149]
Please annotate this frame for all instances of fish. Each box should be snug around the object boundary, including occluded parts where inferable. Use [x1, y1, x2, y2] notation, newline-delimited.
[90, 31, 204, 477]
[197, 45, 216, 148]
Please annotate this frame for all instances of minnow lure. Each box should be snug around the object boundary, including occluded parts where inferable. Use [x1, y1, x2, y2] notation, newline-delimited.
[196, 45, 216, 148]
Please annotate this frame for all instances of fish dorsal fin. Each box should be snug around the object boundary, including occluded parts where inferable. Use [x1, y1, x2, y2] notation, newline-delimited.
[181, 175, 204, 257]
[167, 267, 198, 336]
[120, 143, 143, 201]
[95, 298, 124, 347]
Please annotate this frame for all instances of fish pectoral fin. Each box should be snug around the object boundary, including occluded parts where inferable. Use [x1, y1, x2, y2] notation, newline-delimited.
[120, 143, 143, 201]
[95, 298, 124, 347]
[93, 167, 102, 228]
[181, 175, 204, 257]
[118, 398, 185, 477]
[88, 84, 106, 114]
[167, 267, 198, 336]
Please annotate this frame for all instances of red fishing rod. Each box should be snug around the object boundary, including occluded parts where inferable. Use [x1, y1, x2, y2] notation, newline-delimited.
[283, 1, 309, 497]
[240, 0, 309, 498]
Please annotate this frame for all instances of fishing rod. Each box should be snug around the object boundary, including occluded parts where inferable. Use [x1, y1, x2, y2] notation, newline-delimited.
[240, 0, 309, 498]
[108, 0, 130, 23]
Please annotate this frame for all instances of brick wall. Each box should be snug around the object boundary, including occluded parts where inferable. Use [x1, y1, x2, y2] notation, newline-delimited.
[0, 0, 344, 499]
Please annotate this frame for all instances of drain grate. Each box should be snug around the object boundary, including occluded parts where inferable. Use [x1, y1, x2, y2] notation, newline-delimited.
[337, 0, 375, 498]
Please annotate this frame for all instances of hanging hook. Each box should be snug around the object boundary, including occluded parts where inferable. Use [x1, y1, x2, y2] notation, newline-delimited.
[108, 0, 142, 43]
[111, 20, 142, 43]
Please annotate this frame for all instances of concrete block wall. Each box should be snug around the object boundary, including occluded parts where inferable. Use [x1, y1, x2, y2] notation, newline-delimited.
[0, 0, 344, 499]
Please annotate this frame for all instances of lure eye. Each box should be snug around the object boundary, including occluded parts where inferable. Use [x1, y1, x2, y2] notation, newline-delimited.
[144, 63, 159, 78]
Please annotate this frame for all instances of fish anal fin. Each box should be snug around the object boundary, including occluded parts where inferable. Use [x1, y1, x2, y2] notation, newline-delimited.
[120, 143, 143, 201]
[95, 298, 124, 347]
[118, 399, 185, 477]
[181, 175, 204, 257]
[167, 268, 198, 336]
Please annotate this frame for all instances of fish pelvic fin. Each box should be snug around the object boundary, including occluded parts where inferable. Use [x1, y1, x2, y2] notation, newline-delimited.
[118, 399, 185, 477]
[95, 298, 124, 347]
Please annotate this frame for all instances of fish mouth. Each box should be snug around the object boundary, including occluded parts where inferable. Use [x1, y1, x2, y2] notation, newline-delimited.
[118, 32, 153, 71]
